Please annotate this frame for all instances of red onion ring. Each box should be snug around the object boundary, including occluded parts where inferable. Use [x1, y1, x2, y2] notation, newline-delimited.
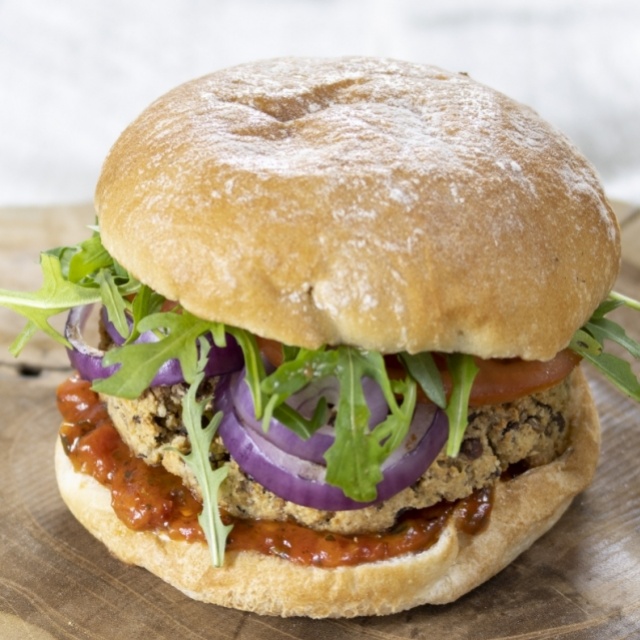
[217, 381, 448, 510]
[65, 304, 244, 386]
[65, 305, 120, 381]
[229, 368, 389, 464]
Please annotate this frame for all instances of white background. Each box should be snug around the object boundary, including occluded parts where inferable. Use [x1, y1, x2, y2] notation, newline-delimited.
[1, 0, 639, 206]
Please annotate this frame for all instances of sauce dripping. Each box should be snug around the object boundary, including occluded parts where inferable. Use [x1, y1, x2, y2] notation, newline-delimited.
[58, 376, 204, 542]
[57, 374, 495, 568]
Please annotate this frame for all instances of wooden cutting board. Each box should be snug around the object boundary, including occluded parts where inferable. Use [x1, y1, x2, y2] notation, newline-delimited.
[1, 204, 639, 639]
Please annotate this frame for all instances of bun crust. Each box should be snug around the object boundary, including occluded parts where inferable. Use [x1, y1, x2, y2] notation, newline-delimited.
[55, 368, 600, 618]
[96, 57, 620, 359]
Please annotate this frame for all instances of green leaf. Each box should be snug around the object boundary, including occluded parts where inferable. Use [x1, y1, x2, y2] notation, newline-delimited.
[93, 312, 219, 398]
[323, 348, 382, 502]
[282, 344, 301, 362]
[590, 298, 625, 319]
[0, 253, 103, 353]
[8, 320, 39, 357]
[226, 328, 266, 417]
[261, 348, 339, 397]
[578, 350, 640, 402]
[398, 351, 446, 408]
[97, 269, 131, 340]
[585, 317, 640, 359]
[444, 354, 479, 457]
[570, 290, 640, 401]
[570, 328, 603, 356]
[258, 349, 338, 435]
[45, 244, 81, 279]
[1, 230, 142, 357]
[323, 348, 417, 502]
[128, 284, 165, 344]
[271, 398, 329, 439]
[209, 322, 228, 348]
[67, 234, 113, 283]
[174, 372, 232, 567]
[240, 344, 418, 502]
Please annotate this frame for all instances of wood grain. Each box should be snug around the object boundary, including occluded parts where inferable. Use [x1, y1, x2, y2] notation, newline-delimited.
[1, 205, 639, 639]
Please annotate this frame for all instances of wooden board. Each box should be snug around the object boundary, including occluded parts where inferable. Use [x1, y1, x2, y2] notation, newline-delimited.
[1, 205, 639, 639]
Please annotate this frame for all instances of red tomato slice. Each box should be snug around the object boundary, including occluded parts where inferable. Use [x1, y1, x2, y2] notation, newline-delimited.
[386, 350, 581, 406]
[256, 337, 285, 368]
[465, 349, 581, 405]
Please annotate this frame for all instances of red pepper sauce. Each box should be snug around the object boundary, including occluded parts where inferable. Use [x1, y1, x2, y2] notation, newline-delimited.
[58, 375, 205, 543]
[225, 490, 492, 568]
[57, 374, 494, 568]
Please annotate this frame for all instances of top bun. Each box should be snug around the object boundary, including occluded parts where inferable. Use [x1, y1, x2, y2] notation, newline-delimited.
[96, 57, 620, 360]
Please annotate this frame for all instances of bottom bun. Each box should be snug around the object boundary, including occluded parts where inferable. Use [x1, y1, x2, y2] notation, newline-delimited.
[54, 368, 600, 618]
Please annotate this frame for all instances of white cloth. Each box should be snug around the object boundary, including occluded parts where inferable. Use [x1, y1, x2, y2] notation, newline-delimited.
[1, 0, 639, 205]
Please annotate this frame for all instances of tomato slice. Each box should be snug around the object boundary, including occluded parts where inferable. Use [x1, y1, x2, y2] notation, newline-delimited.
[256, 336, 285, 368]
[256, 338, 581, 407]
[386, 349, 580, 406]
[448, 349, 579, 406]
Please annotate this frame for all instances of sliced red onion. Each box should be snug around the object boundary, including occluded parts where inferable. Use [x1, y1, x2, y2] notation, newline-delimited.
[217, 386, 448, 510]
[65, 305, 120, 381]
[65, 304, 244, 386]
[229, 369, 388, 464]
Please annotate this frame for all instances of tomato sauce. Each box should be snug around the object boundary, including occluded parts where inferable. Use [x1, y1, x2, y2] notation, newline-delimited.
[58, 376, 205, 543]
[225, 487, 492, 568]
[57, 374, 494, 568]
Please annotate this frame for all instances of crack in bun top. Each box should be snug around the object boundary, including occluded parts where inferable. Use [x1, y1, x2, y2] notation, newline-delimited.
[96, 57, 621, 360]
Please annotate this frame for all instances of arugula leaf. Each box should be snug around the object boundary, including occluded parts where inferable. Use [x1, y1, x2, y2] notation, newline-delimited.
[577, 349, 640, 402]
[226, 327, 266, 417]
[323, 348, 417, 502]
[0, 230, 142, 358]
[66, 233, 113, 283]
[444, 354, 479, 457]
[570, 328, 604, 357]
[96, 269, 131, 340]
[322, 349, 382, 502]
[208, 322, 228, 349]
[584, 317, 640, 360]
[128, 284, 165, 344]
[45, 244, 83, 280]
[282, 344, 301, 362]
[261, 348, 339, 397]
[8, 320, 39, 358]
[259, 348, 339, 435]
[398, 351, 446, 408]
[589, 298, 625, 319]
[0, 253, 103, 354]
[272, 398, 330, 439]
[349, 350, 417, 453]
[173, 369, 232, 567]
[93, 312, 222, 399]
[570, 292, 640, 401]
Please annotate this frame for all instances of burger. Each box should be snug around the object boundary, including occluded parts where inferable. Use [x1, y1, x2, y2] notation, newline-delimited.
[3, 57, 638, 618]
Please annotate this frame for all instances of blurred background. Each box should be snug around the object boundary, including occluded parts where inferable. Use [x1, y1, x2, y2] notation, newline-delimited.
[1, 0, 639, 207]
